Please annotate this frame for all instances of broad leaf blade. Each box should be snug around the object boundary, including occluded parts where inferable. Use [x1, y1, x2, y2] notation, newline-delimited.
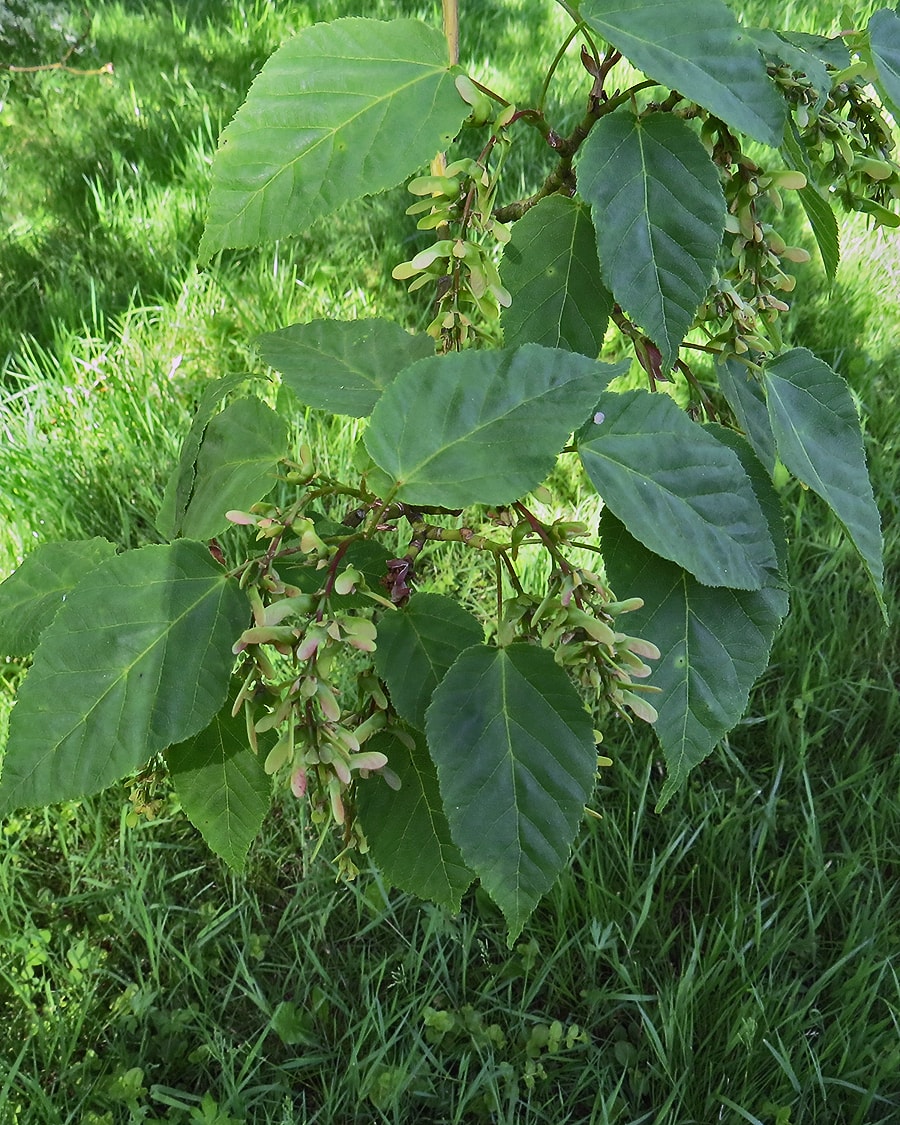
[425, 644, 596, 944]
[718, 360, 776, 475]
[576, 112, 725, 372]
[499, 195, 612, 356]
[763, 348, 885, 615]
[167, 706, 271, 873]
[577, 389, 778, 589]
[200, 18, 469, 259]
[374, 593, 484, 730]
[181, 397, 289, 541]
[256, 318, 434, 418]
[602, 513, 787, 811]
[158, 372, 258, 539]
[357, 728, 474, 911]
[580, 0, 786, 146]
[0, 541, 249, 812]
[869, 9, 900, 118]
[0, 538, 116, 657]
[365, 345, 626, 507]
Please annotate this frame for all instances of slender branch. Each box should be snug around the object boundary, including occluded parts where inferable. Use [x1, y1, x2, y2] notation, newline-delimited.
[493, 80, 656, 223]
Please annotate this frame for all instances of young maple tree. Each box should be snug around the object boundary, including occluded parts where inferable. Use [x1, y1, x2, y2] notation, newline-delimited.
[0, 1, 894, 940]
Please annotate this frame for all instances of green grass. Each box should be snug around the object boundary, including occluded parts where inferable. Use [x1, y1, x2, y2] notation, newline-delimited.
[0, 0, 899, 1121]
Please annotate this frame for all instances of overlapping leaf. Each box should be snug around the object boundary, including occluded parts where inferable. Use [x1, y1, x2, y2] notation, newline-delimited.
[579, 0, 786, 146]
[180, 397, 288, 541]
[718, 361, 776, 475]
[0, 541, 249, 812]
[256, 318, 434, 417]
[357, 729, 474, 911]
[869, 9, 900, 118]
[576, 112, 725, 372]
[199, 18, 469, 258]
[781, 124, 840, 282]
[749, 28, 832, 109]
[0, 538, 116, 657]
[577, 389, 777, 589]
[763, 348, 885, 616]
[364, 345, 625, 507]
[425, 644, 596, 943]
[167, 706, 271, 873]
[499, 195, 612, 356]
[374, 593, 484, 730]
[602, 510, 787, 811]
[158, 373, 260, 539]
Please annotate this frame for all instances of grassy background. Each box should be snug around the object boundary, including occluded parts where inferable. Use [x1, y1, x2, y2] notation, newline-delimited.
[0, 1, 898, 1122]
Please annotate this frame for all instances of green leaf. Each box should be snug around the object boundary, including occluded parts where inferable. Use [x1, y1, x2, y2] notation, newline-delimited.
[157, 373, 259, 539]
[425, 644, 596, 944]
[748, 29, 832, 109]
[577, 389, 778, 590]
[579, 0, 786, 147]
[499, 195, 612, 356]
[763, 348, 885, 616]
[364, 345, 626, 507]
[374, 593, 484, 729]
[869, 9, 900, 118]
[601, 511, 787, 811]
[256, 318, 434, 418]
[180, 397, 289, 541]
[167, 706, 271, 873]
[357, 728, 474, 911]
[718, 360, 776, 475]
[576, 112, 725, 372]
[781, 124, 840, 281]
[0, 541, 249, 813]
[705, 422, 789, 581]
[0, 539, 116, 657]
[199, 18, 469, 259]
[797, 185, 840, 282]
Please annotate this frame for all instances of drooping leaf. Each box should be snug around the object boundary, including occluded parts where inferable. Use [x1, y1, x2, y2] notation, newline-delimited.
[256, 318, 434, 418]
[0, 541, 249, 813]
[180, 397, 289, 541]
[577, 389, 778, 590]
[869, 9, 900, 118]
[576, 112, 725, 372]
[579, 0, 786, 146]
[499, 195, 612, 356]
[364, 345, 626, 507]
[374, 593, 484, 729]
[781, 124, 840, 281]
[718, 360, 776, 475]
[763, 348, 885, 616]
[199, 18, 469, 259]
[705, 422, 788, 581]
[0, 538, 116, 657]
[797, 185, 840, 282]
[167, 706, 271, 873]
[425, 644, 596, 944]
[157, 373, 259, 539]
[777, 31, 849, 69]
[357, 728, 474, 911]
[748, 28, 832, 109]
[602, 511, 787, 811]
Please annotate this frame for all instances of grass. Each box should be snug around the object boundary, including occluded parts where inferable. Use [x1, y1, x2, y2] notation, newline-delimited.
[0, 0, 899, 1122]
